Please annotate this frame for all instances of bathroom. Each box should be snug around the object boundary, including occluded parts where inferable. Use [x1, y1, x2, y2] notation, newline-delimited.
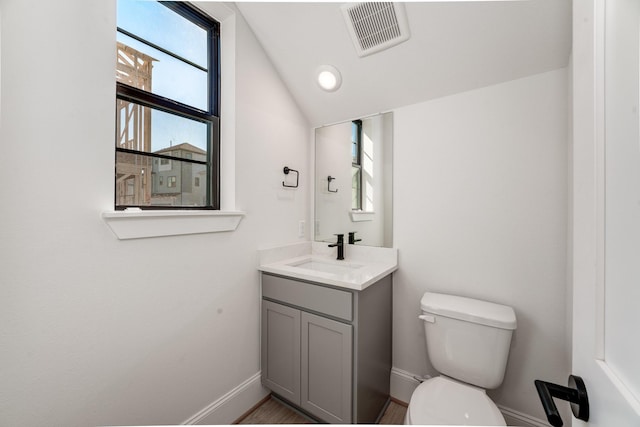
[1, 0, 638, 426]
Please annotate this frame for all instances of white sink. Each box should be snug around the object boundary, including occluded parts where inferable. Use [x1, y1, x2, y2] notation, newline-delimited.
[258, 242, 398, 291]
[287, 259, 363, 275]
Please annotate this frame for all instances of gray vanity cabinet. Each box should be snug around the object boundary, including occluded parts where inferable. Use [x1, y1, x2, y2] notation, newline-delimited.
[300, 311, 352, 423]
[260, 272, 392, 424]
[261, 300, 301, 404]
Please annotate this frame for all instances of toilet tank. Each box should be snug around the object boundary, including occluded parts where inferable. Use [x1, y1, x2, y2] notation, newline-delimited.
[420, 292, 517, 389]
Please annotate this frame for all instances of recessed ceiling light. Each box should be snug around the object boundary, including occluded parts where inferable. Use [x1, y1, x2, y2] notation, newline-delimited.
[316, 65, 342, 92]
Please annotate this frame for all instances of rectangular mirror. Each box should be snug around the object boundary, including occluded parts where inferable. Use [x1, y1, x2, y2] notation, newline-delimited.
[315, 112, 393, 247]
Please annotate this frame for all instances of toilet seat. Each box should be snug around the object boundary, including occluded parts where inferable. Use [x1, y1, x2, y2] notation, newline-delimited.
[406, 376, 506, 426]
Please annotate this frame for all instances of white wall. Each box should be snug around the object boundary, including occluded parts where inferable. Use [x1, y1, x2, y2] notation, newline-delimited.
[315, 121, 353, 241]
[392, 68, 569, 420]
[0, 1, 309, 426]
[361, 115, 390, 246]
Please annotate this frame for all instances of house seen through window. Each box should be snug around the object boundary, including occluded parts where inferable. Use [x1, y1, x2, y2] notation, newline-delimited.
[115, 0, 220, 209]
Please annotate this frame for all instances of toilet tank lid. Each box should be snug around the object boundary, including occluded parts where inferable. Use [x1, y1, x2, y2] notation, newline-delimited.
[421, 292, 517, 330]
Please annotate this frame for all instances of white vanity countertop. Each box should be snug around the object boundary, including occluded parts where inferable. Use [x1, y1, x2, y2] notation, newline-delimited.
[257, 242, 398, 291]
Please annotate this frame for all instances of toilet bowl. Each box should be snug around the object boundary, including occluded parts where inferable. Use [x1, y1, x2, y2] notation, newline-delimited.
[405, 292, 517, 425]
[406, 376, 505, 425]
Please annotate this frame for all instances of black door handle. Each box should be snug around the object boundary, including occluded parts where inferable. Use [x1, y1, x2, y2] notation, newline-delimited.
[534, 375, 589, 427]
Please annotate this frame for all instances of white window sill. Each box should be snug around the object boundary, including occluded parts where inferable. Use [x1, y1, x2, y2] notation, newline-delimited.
[350, 211, 375, 222]
[102, 210, 245, 240]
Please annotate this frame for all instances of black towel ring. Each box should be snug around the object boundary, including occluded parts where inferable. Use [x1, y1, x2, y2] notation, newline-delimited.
[283, 166, 299, 188]
[327, 176, 338, 193]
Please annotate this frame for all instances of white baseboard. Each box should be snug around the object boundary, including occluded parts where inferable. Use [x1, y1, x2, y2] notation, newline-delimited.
[182, 372, 269, 425]
[390, 367, 549, 427]
[390, 366, 421, 404]
[182, 368, 549, 427]
[499, 405, 551, 427]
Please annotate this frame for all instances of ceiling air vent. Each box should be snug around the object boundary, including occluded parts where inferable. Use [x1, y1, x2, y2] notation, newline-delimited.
[341, 2, 411, 58]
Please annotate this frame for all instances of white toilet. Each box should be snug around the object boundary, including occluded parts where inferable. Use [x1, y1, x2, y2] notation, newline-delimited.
[406, 292, 517, 425]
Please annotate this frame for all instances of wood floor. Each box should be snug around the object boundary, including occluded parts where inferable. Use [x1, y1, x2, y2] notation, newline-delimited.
[236, 395, 407, 424]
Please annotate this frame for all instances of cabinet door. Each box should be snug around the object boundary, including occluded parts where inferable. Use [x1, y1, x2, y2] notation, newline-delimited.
[261, 300, 300, 404]
[300, 311, 353, 424]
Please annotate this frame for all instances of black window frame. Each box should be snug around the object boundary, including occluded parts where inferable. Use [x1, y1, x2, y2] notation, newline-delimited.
[115, 1, 220, 210]
[351, 120, 363, 211]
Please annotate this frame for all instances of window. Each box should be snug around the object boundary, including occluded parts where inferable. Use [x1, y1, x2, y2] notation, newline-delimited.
[115, 0, 220, 209]
[351, 120, 362, 210]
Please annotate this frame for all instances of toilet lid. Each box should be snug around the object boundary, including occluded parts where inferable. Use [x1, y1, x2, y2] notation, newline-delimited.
[407, 376, 506, 426]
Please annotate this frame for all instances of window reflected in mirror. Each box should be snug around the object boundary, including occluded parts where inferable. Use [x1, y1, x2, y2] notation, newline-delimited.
[315, 113, 393, 247]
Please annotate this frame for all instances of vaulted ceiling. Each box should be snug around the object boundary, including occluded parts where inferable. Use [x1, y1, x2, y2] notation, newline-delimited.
[236, 1, 571, 127]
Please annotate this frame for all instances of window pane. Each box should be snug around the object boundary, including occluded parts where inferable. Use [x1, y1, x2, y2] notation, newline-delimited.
[116, 99, 209, 156]
[117, 0, 208, 69]
[114, 0, 219, 210]
[117, 33, 208, 110]
[116, 153, 208, 207]
[352, 167, 362, 210]
[351, 122, 360, 164]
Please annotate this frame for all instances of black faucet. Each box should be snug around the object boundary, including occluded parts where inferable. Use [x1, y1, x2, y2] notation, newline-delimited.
[348, 231, 362, 245]
[328, 234, 345, 260]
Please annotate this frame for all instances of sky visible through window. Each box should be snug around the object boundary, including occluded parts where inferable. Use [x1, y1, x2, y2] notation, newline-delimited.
[117, 0, 209, 153]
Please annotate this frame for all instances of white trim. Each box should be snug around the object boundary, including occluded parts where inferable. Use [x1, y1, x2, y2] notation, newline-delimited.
[390, 367, 549, 427]
[349, 210, 375, 222]
[390, 366, 421, 404]
[498, 405, 550, 427]
[192, 1, 236, 211]
[594, 0, 607, 361]
[182, 372, 268, 425]
[102, 210, 244, 240]
[597, 360, 640, 416]
[191, 1, 234, 21]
